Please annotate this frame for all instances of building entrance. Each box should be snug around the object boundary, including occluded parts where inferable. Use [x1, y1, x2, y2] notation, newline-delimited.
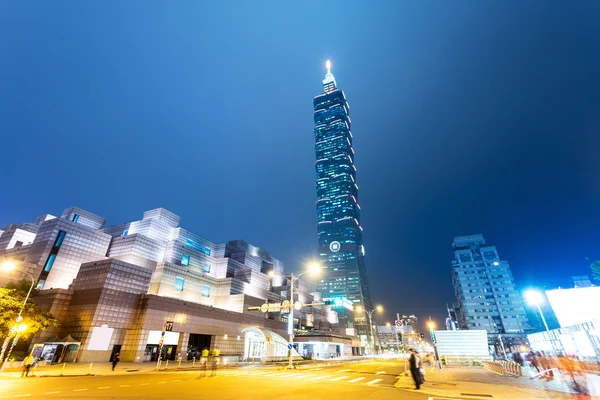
[187, 334, 212, 360]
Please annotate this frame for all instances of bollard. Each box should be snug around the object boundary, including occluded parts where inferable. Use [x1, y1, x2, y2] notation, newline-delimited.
[88, 363, 93, 375]
[60, 363, 66, 376]
[165, 360, 169, 369]
[193, 357, 196, 367]
[178, 359, 181, 368]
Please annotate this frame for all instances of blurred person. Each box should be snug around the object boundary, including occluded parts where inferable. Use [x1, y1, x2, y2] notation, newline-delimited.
[111, 353, 120, 371]
[529, 351, 540, 373]
[539, 352, 555, 378]
[408, 349, 421, 390]
[21, 354, 35, 377]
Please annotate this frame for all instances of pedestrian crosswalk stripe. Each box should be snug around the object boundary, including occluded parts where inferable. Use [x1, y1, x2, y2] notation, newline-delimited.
[348, 377, 364, 383]
[331, 376, 348, 381]
[311, 375, 332, 380]
[366, 379, 382, 385]
[294, 374, 311, 379]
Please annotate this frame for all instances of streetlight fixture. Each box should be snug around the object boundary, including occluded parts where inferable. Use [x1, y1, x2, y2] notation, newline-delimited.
[0, 260, 36, 371]
[427, 319, 442, 370]
[525, 290, 549, 331]
[269, 262, 320, 369]
[355, 304, 383, 355]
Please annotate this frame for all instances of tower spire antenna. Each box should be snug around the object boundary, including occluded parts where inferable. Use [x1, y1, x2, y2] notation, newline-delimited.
[326, 60, 331, 75]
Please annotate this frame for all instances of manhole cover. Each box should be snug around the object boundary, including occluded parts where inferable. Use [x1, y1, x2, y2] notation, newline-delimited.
[126, 369, 140, 372]
[460, 394, 493, 398]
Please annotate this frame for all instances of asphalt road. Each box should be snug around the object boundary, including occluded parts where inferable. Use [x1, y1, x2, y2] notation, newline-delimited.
[0, 360, 429, 400]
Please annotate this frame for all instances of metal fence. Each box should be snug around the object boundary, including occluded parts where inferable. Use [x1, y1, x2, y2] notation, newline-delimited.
[483, 360, 522, 376]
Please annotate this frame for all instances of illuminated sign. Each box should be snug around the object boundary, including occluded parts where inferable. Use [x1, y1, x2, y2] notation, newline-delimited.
[324, 297, 353, 311]
[329, 241, 341, 252]
[546, 287, 600, 328]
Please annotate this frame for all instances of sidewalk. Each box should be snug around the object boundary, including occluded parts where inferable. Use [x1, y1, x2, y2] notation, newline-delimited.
[394, 366, 600, 399]
[0, 357, 374, 379]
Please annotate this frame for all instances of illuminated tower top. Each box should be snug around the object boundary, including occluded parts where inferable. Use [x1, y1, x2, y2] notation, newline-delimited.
[322, 60, 337, 93]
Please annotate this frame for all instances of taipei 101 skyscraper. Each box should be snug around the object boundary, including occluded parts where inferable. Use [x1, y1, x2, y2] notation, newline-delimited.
[313, 61, 373, 344]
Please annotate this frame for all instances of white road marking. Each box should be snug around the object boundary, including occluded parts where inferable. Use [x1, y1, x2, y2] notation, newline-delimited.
[297, 374, 314, 379]
[119, 385, 130, 387]
[366, 379, 382, 385]
[331, 375, 348, 381]
[348, 377, 365, 383]
[44, 392, 60, 395]
[157, 381, 166, 384]
[339, 369, 351, 372]
[376, 371, 386, 374]
[12, 395, 31, 398]
[72, 389, 88, 392]
[97, 387, 110, 389]
[311, 375, 332, 380]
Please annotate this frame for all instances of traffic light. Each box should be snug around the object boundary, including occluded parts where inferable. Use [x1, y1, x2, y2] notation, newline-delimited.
[420, 333, 425, 339]
[431, 331, 437, 344]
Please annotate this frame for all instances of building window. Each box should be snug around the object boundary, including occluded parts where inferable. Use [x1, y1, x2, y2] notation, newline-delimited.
[202, 285, 210, 297]
[72, 214, 79, 223]
[181, 254, 190, 266]
[203, 263, 211, 273]
[123, 230, 129, 237]
[36, 280, 45, 290]
[44, 254, 56, 272]
[175, 277, 185, 291]
[186, 238, 194, 248]
[204, 247, 211, 256]
[54, 231, 67, 247]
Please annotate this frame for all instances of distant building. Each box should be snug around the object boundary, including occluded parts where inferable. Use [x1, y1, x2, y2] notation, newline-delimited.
[451, 234, 530, 349]
[0, 207, 353, 363]
[312, 61, 373, 347]
[572, 275, 593, 288]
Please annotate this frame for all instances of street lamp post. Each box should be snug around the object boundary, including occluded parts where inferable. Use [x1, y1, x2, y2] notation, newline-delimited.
[525, 290, 549, 331]
[270, 263, 320, 370]
[427, 320, 442, 370]
[356, 305, 382, 355]
[0, 261, 36, 371]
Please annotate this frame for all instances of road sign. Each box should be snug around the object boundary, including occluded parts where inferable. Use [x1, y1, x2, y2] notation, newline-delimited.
[395, 320, 403, 328]
[260, 303, 269, 313]
[281, 300, 291, 314]
[287, 344, 293, 350]
[158, 338, 164, 346]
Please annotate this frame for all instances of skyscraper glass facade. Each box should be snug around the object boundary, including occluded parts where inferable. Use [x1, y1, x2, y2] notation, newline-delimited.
[313, 62, 373, 319]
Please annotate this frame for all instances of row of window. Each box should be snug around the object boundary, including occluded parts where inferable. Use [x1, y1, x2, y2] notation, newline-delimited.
[180, 255, 211, 273]
[174, 277, 210, 297]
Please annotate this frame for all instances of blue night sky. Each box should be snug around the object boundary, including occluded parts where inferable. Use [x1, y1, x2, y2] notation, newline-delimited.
[1, 1, 600, 326]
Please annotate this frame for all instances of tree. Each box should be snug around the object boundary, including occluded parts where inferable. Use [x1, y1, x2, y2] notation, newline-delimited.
[0, 280, 59, 341]
[590, 261, 600, 283]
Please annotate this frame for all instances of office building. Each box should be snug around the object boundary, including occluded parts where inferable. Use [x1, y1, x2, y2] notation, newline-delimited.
[1, 206, 354, 363]
[451, 234, 530, 348]
[312, 61, 373, 345]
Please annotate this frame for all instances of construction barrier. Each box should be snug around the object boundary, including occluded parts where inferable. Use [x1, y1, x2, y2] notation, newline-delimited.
[483, 360, 522, 377]
[483, 361, 505, 375]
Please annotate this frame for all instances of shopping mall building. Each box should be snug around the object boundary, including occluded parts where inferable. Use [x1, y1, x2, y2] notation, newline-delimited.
[0, 207, 356, 363]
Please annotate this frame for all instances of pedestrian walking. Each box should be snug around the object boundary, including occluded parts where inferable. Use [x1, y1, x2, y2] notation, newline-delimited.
[529, 351, 540, 372]
[112, 353, 120, 371]
[416, 350, 425, 384]
[21, 354, 35, 377]
[408, 349, 421, 390]
[210, 349, 220, 377]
